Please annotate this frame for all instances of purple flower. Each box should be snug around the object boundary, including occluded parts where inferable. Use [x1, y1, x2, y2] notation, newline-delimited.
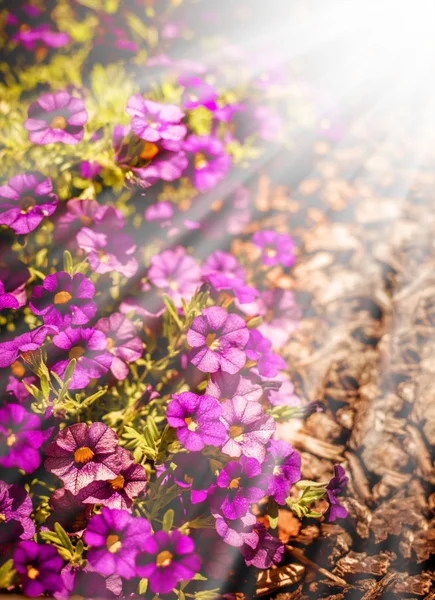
[14, 541, 63, 597]
[6, 375, 35, 404]
[0, 481, 35, 543]
[50, 326, 113, 389]
[55, 564, 120, 600]
[265, 441, 301, 505]
[47, 488, 93, 535]
[203, 251, 245, 281]
[325, 465, 348, 522]
[126, 95, 186, 142]
[0, 324, 57, 368]
[135, 530, 200, 594]
[172, 452, 216, 504]
[184, 135, 231, 191]
[186, 306, 249, 374]
[147, 246, 201, 309]
[206, 371, 263, 404]
[209, 456, 268, 520]
[253, 230, 296, 268]
[25, 91, 88, 145]
[0, 280, 19, 310]
[44, 422, 120, 494]
[84, 507, 151, 579]
[55, 198, 102, 246]
[214, 511, 259, 548]
[0, 173, 58, 234]
[220, 397, 275, 463]
[0, 404, 43, 473]
[95, 313, 143, 380]
[144, 200, 174, 223]
[13, 24, 70, 50]
[240, 523, 284, 569]
[77, 219, 137, 278]
[0, 258, 29, 310]
[30, 271, 96, 327]
[79, 447, 147, 510]
[179, 76, 218, 110]
[79, 161, 101, 179]
[267, 378, 300, 407]
[167, 392, 227, 451]
[246, 329, 286, 377]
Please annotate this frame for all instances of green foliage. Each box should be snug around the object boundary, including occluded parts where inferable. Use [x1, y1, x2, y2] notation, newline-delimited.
[40, 523, 85, 564]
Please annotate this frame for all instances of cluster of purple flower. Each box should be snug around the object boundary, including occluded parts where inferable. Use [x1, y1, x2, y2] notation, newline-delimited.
[0, 1, 349, 597]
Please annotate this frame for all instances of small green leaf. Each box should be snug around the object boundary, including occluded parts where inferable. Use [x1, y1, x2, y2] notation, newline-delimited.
[162, 509, 174, 532]
[0, 559, 16, 589]
[137, 578, 148, 594]
[63, 250, 73, 274]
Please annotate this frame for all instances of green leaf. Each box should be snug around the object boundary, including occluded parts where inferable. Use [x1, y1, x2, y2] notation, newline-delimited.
[137, 578, 148, 594]
[0, 559, 16, 589]
[63, 359, 77, 384]
[162, 509, 174, 532]
[63, 250, 73, 274]
[162, 294, 183, 329]
[54, 522, 75, 555]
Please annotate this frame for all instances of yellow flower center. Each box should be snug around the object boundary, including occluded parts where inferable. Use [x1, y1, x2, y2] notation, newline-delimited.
[106, 337, 115, 351]
[27, 566, 39, 580]
[229, 424, 245, 441]
[6, 431, 16, 447]
[265, 247, 277, 258]
[73, 446, 95, 464]
[54, 291, 72, 305]
[228, 477, 241, 490]
[50, 116, 67, 130]
[69, 346, 85, 360]
[273, 465, 282, 476]
[79, 215, 93, 226]
[0, 513, 6, 523]
[106, 534, 122, 554]
[156, 550, 173, 567]
[184, 417, 198, 432]
[140, 142, 159, 161]
[184, 474, 194, 485]
[206, 332, 220, 350]
[194, 153, 208, 170]
[20, 195, 36, 214]
[109, 474, 125, 490]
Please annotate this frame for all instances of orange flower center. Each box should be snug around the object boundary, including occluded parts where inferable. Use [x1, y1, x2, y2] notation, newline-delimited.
[206, 332, 220, 350]
[184, 417, 198, 432]
[50, 115, 67, 130]
[54, 291, 72, 305]
[184, 474, 194, 485]
[229, 424, 244, 440]
[265, 247, 277, 258]
[27, 566, 39, 580]
[194, 152, 208, 170]
[11, 360, 25, 378]
[140, 142, 159, 161]
[156, 550, 173, 567]
[228, 477, 241, 490]
[0, 513, 6, 523]
[106, 534, 122, 554]
[74, 446, 95, 464]
[79, 215, 93, 226]
[109, 474, 125, 490]
[69, 346, 85, 360]
[106, 337, 115, 351]
[6, 431, 16, 447]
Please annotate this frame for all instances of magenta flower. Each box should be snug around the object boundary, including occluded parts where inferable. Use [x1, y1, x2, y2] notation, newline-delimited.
[30, 271, 96, 327]
[55, 564, 120, 600]
[79, 160, 101, 179]
[246, 329, 286, 377]
[214, 511, 259, 548]
[47, 488, 93, 535]
[203, 250, 245, 281]
[6, 374, 35, 404]
[172, 452, 216, 504]
[77, 224, 137, 278]
[0, 481, 35, 543]
[206, 371, 263, 404]
[220, 397, 275, 463]
[0, 324, 57, 369]
[135, 530, 200, 595]
[0, 258, 29, 310]
[265, 441, 301, 505]
[14, 541, 63, 597]
[186, 306, 249, 374]
[25, 91, 88, 145]
[184, 135, 231, 191]
[0, 173, 58, 234]
[209, 456, 268, 520]
[95, 313, 143, 380]
[84, 507, 151, 579]
[167, 392, 227, 451]
[326, 465, 348, 522]
[44, 422, 120, 494]
[241, 523, 284, 569]
[54, 198, 101, 246]
[126, 95, 186, 142]
[13, 24, 70, 50]
[147, 246, 201, 309]
[267, 378, 301, 407]
[0, 404, 44, 473]
[0, 280, 19, 310]
[79, 447, 147, 510]
[50, 326, 113, 389]
[253, 230, 296, 268]
[144, 200, 174, 223]
[179, 76, 218, 110]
